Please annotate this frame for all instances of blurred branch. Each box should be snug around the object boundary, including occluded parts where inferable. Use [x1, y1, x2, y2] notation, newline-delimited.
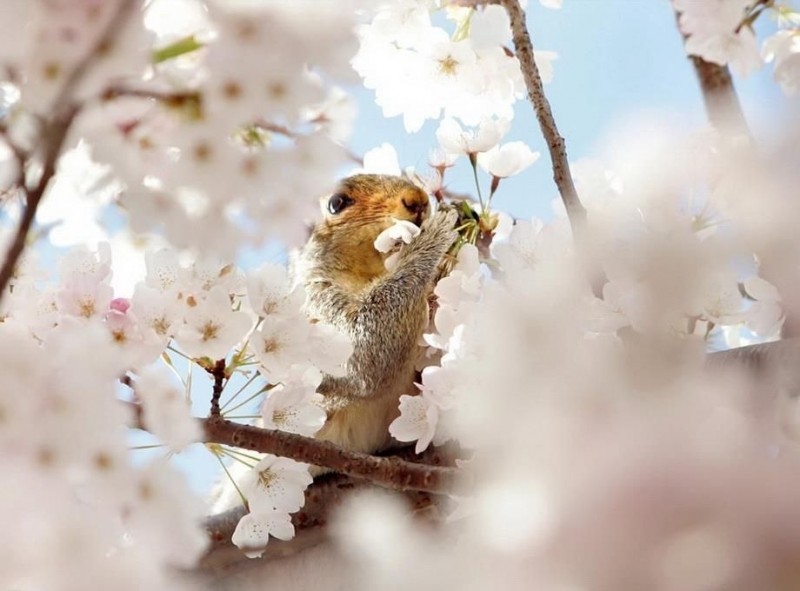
[687, 56, 751, 135]
[708, 337, 800, 373]
[0, 104, 78, 299]
[0, 0, 139, 302]
[671, 6, 752, 137]
[707, 338, 800, 398]
[101, 84, 200, 106]
[671, 6, 800, 337]
[0, 124, 28, 201]
[55, 0, 140, 108]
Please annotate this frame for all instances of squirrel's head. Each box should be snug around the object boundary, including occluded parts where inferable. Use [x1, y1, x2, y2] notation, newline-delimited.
[311, 174, 431, 284]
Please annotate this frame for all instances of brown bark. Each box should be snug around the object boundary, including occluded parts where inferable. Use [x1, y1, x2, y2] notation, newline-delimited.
[203, 417, 465, 495]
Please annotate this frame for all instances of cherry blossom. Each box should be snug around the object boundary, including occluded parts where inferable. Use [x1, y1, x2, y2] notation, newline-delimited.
[353, 2, 533, 130]
[246, 263, 305, 319]
[361, 143, 403, 176]
[175, 285, 252, 360]
[477, 141, 540, 179]
[389, 393, 439, 454]
[674, 0, 762, 77]
[375, 218, 422, 271]
[232, 510, 295, 558]
[469, 5, 512, 51]
[304, 86, 357, 143]
[21, 1, 150, 112]
[307, 322, 354, 378]
[374, 219, 422, 253]
[36, 143, 117, 247]
[252, 315, 314, 382]
[742, 275, 784, 336]
[56, 244, 115, 321]
[123, 460, 209, 569]
[135, 366, 201, 452]
[533, 50, 558, 84]
[762, 29, 800, 95]
[261, 367, 327, 437]
[0, 0, 799, 587]
[203, 1, 325, 126]
[240, 455, 313, 514]
[130, 284, 181, 344]
[436, 117, 510, 156]
[424, 244, 484, 350]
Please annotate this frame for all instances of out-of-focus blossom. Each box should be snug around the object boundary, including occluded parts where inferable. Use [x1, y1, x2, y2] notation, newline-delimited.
[762, 29, 800, 95]
[674, 0, 762, 77]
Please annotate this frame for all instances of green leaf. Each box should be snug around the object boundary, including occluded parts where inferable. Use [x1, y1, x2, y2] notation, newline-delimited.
[152, 35, 203, 64]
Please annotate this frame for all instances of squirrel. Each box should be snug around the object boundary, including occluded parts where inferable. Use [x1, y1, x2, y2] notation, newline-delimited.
[211, 174, 458, 514]
[294, 173, 458, 456]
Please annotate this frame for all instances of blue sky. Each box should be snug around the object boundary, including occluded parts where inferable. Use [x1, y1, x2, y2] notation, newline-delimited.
[173, 1, 794, 495]
[346, 1, 791, 224]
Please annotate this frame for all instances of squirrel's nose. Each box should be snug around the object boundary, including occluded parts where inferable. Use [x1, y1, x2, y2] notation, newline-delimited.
[402, 199, 428, 226]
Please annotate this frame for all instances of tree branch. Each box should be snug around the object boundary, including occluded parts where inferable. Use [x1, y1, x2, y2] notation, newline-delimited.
[670, 6, 800, 338]
[498, 0, 608, 295]
[671, 7, 751, 138]
[122, 390, 464, 496]
[203, 417, 464, 495]
[200, 446, 451, 575]
[497, 0, 586, 231]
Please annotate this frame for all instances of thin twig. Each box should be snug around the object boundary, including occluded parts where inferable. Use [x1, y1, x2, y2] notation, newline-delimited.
[209, 358, 227, 417]
[0, 145, 27, 207]
[0, 0, 139, 302]
[203, 417, 464, 495]
[55, 1, 140, 107]
[0, 103, 78, 299]
[498, 0, 587, 233]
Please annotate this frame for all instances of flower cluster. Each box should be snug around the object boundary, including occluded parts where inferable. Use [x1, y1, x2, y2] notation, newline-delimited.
[231, 455, 313, 558]
[0, 229, 352, 561]
[675, 0, 800, 95]
[353, 1, 559, 133]
[1, 0, 360, 258]
[0, 300, 207, 590]
[2, 0, 800, 589]
[337, 120, 800, 591]
[390, 125, 786, 467]
[208, 262, 352, 554]
[247, 263, 353, 384]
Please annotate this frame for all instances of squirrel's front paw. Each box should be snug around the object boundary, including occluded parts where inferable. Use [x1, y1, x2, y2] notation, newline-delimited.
[420, 208, 459, 247]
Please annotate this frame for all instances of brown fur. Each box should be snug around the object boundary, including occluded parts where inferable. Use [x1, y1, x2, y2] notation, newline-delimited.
[294, 174, 458, 454]
[211, 175, 457, 513]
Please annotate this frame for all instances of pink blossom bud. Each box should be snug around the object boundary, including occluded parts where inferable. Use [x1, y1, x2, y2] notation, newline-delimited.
[110, 297, 131, 314]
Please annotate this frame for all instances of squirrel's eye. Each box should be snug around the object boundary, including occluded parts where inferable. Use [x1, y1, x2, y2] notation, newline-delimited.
[327, 193, 353, 215]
